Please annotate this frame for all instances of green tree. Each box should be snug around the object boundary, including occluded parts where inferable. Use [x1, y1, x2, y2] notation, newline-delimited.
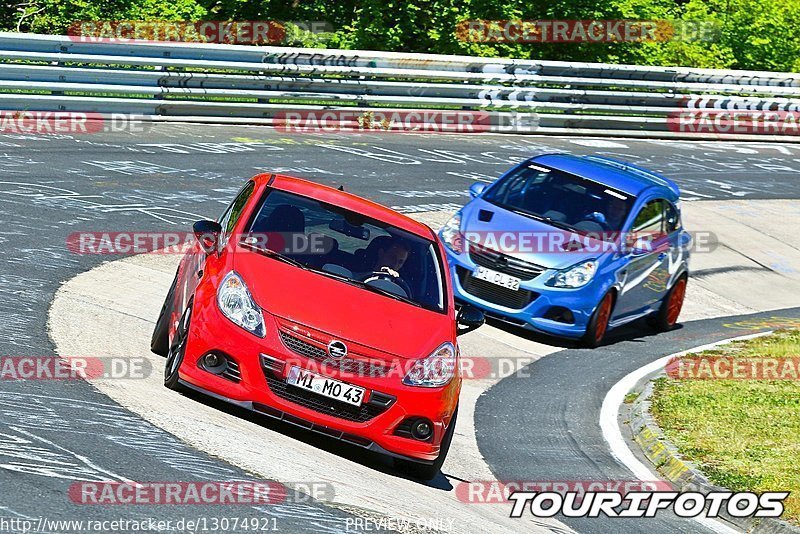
[3, 0, 800, 71]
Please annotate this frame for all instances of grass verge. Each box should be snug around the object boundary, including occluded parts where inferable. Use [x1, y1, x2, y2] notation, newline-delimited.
[650, 329, 800, 524]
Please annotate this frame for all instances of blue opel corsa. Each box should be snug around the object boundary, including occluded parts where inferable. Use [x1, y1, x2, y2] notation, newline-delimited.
[440, 154, 691, 347]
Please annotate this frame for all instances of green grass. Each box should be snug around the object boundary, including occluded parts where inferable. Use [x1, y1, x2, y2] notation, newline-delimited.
[624, 391, 640, 404]
[651, 329, 800, 524]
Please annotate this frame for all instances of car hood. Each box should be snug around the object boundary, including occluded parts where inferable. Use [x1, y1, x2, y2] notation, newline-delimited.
[461, 198, 611, 270]
[233, 251, 453, 360]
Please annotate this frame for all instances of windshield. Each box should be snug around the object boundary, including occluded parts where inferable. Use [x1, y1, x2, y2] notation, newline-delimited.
[244, 189, 446, 312]
[483, 162, 636, 237]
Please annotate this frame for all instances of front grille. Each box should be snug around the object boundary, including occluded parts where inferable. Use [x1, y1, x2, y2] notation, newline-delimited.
[222, 358, 241, 382]
[261, 354, 285, 375]
[458, 267, 537, 310]
[262, 373, 395, 423]
[469, 244, 545, 280]
[279, 330, 327, 361]
[279, 330, 391, 377]
[394, 419, 414, 439]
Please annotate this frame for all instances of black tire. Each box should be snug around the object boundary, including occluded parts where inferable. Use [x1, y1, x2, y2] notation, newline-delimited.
[164, 304, 191, 391]
[394, 408, 458, 481]
[648, 274, 688, 332]
[151, 269, 179, 357]
[581, 291, 615, 348]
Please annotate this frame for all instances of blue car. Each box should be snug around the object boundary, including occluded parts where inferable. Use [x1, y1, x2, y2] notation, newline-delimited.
[440, 154, 691, 347]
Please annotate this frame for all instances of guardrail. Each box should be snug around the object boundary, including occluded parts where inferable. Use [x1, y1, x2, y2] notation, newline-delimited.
[1, 32, 800, 140]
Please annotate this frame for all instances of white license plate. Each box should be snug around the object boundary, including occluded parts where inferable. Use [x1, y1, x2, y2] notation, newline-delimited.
[472, 265, 521, 291]
[286, 366, 366, 406]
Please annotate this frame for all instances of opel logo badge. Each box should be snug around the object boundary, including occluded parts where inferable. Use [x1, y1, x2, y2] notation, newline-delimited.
[327, 340, 348, 359]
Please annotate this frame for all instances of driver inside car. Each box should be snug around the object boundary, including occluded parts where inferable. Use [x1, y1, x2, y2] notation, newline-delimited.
[581, 197, 629, 236]
[371, 239, 409, 277]
[357, 238, 412, 297]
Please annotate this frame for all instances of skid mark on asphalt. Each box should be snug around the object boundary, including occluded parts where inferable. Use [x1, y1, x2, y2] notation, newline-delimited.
[0, 391, 361, 532]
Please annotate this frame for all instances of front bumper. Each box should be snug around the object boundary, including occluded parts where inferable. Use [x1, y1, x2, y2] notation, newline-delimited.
[443, 246, 608, 339]
[178, 296, 459, 462]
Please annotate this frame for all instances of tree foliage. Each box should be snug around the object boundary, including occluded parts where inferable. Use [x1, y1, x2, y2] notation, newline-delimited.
[3, 0, 798, 71]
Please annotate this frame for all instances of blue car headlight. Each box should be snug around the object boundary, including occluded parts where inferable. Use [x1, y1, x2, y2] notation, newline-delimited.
[546, 259, 598, 288]
[440, 212, 464, 254]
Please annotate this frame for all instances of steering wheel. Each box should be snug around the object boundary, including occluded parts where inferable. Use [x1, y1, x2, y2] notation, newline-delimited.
[582, 211, 615, 232]
[363, 269, 412, 298]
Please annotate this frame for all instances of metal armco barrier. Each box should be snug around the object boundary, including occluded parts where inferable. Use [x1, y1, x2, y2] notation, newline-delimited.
[2, 32, 800, 140]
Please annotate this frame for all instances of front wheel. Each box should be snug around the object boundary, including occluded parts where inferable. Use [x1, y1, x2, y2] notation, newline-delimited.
[648, 275, 687, 332]
[164, 304, 191, 391]
[151, 269, 179, 357]
[393, 408, 458, 481]
[582, 291, 614, 348]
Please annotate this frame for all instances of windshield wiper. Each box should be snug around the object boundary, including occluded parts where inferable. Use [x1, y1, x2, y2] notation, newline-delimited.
[348, 278, 423, 308]
[243, 243, 307, 270]
[500, 204, 581, 233]
[541, 217, 580, 233]
[308, 266, 352, 283]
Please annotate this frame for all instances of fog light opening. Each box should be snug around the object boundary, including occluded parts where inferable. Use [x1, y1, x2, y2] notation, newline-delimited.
[202, 352, 228, 375]
[411, 419, 433, 440]
[544, 306, 575, 324]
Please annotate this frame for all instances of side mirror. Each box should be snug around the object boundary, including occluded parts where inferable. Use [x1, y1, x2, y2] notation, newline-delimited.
[469, 182, 486, 198]
[457, 305, 485, 336]
[193, 220, 222, 255]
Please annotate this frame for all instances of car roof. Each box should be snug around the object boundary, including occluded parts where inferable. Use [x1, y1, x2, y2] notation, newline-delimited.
[251, 173, 437, 239]
[529, 153, 680, 200]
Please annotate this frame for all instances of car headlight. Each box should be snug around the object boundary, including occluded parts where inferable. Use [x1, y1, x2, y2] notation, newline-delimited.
[440, 213, 464, 254]
[403, 342, 456, 387]
[546, 259, 598, 288]
[217, 271, 265, 337]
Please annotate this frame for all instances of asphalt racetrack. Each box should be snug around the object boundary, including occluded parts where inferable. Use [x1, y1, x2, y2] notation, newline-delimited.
[3, 124, 800, 532]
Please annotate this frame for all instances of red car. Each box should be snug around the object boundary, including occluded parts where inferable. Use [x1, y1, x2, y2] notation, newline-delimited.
[151, 174, 484, 480]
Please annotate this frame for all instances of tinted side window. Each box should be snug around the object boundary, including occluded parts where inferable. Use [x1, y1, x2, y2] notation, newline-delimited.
[218, 181, 255, 246]
[664, 201, 680, 233]
[632, 200, 664, 234]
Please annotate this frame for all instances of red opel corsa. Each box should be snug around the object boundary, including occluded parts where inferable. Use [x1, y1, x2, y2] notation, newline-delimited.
[151, 174, 484, 480]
